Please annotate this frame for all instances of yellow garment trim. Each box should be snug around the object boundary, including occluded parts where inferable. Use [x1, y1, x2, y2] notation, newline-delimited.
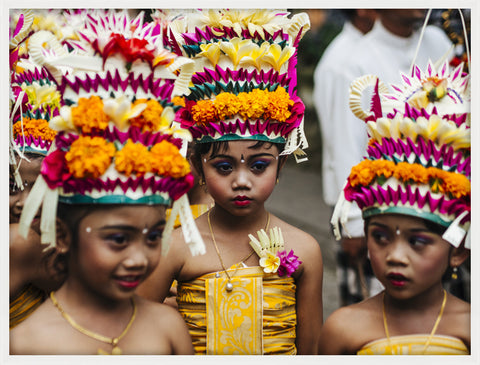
[357, 335, 469, 355]
[166, 203, 211, 228]
[177, 265, 297, 355]
[10, 284, 46, 329]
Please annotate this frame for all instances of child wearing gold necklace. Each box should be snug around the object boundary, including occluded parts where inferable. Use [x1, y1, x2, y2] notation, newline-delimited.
[319, 57, 471, 354]
[10, 9, 205, 355]
[137, 9, 323, 355]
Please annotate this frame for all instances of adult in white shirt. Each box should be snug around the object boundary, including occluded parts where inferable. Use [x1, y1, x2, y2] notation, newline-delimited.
[314, 9, 453, 306]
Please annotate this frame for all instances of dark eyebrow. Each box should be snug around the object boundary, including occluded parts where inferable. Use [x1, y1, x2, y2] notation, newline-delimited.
[369, 221, 430, 233]
[208, 153, 275, 161]
[98, 219, 166, 232]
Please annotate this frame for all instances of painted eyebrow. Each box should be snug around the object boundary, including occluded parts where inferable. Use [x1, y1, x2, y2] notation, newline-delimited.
[208, 153, 275, 161]
[97, 219, 166, 232]
[369, 221, 430, 233]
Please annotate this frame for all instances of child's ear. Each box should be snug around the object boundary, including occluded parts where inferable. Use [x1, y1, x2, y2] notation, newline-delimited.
[189, 154, 204, 181]
[449, 243, 470, 268]
[55, 218, 72, 255]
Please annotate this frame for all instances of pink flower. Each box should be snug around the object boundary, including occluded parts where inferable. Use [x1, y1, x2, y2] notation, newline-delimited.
[277, 249, 302, 277]
[41, 149, 72, 188]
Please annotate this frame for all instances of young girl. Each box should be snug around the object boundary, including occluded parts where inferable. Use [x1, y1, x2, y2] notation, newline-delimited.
[320, 59, 471, 354]
[9, 10, 67, 329]
[138, 9, 323, 355]
[10, 9, 203, 355]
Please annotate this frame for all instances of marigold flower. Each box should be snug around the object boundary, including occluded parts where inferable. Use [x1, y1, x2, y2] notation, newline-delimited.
[349, 160, 377, 187]
[13, 118, 57, 141]
[150, 140, 191, 178]
[115, 139, 151, 177]
[191, 99, 218, 125]
[264, 87, 293, 122]
[172, 96, 185, 107]
[129, 99, 165, 132]
[65, 136, 116, 179]
[214, 92, 241, 120]
[71, 96, 110, 133]
[237, 89, 267, 120]
[442, 173, 470, 198]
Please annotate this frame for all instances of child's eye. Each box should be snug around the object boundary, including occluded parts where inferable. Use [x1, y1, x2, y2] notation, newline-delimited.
[106, 233, 128, 245]
[213, 161, 233, 174]
[250, 160, 271, 173]
[147, 229, 163, 246]
[369, 229, 389, 245]
[408, 235, 431, 248]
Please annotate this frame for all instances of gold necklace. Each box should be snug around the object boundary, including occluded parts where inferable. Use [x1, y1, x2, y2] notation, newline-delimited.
[208, 210, 270, 292]
[50, 291, 137, 355]
[383, 289, 447, 354]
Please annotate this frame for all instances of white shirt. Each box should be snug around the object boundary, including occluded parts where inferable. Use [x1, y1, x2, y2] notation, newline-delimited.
[313, 20, 453, 236]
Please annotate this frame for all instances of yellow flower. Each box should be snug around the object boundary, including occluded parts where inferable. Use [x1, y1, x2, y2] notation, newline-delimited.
[219, 38, 257, 69]
[214, 92, 241, 120]
[238, 41, 269, 70]
[130, 99, 165, 132]
[192, 99, 218, 124]
[13, 118, 57, 141]
[198, 42, 222, 66]
[65, 136, 115, 179]
[103, 95, 146, 131]
[259, 252, 280, 274]
[172, 96, 185, 107]
[150, 140, 191, 178]
[262, 43, 295, 72]
[71, 96, 110, 133]
[394, 162, 428, 184]
[442, 173, 470, 198]
[264, 87, 293, 122]
[371, 160, 395, 179]
[22, 83, 61, 112]
[115, 139, 151, 177]
[237, 89, 267, 120]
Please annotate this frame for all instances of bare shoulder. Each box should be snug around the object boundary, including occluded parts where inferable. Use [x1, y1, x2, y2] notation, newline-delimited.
[319, 295, 384, 354]
[440, 293, 471, 349]
[135, 295, 186, 329]
[270, 215, 319, 252]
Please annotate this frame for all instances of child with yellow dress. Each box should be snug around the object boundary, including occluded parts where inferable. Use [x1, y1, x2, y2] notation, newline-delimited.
[138, 9, 323, 355]
[319, 58, 471, 354]
[10, 9, 204, 355]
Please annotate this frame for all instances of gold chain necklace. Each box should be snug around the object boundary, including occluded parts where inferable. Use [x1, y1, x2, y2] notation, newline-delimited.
[208, 210, 270, 292]
[383, 289, 447, 354]
[50, 291, 137, 355]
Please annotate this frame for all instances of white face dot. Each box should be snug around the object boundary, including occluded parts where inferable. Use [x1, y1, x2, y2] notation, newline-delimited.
[86, 227, 92, 233]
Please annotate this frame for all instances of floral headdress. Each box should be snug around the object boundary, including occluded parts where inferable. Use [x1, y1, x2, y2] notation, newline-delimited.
[9, 10, 61, 192]
[332, 61, 470, 249]
[18, 9, 204, 256]
[166, 9, 310, 161]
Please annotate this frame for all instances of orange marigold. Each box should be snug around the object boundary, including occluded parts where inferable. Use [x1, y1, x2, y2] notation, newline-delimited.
[263, 87, 293, 122]
[115, 139, 151, 177]
[130, 99, 165, 132]
[237, 89, 267, 120]
[214, 92, 241, 120]
[371, 160, 395, 179]
[65, 136, 115, 179]
[150, 140, 190, 178]
[192, 99, 218, 125]
[393, 162, 427, 183]
[349, 160, 377, 187]
[171, 96, 185, 107]
[71, 95, 110, 133]
[442, 172, 470, 198]
[13, 118, 57, 141]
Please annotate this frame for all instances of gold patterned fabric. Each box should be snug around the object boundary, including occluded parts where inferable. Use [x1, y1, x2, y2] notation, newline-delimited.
[10, 284, 46, 329]
[166, 204, 211, 229]
[357, 335, 469, 355]
[177, 265, 297, 355]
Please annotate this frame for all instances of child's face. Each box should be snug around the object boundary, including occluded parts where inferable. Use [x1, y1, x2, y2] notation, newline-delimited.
[9, 157, 42, 223]
[71, 205, 166, 301]
[367, 214, 450, 300]
[201, 140, 280, 216]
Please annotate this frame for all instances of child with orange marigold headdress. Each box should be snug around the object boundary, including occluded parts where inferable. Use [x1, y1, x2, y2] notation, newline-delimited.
[138, 9, 323, 355]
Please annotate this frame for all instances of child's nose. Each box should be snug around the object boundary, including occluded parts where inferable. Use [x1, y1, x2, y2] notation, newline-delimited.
[122, 248, 149, 269]
[232, 169, 252, 189]
[386, 241, 409, 265]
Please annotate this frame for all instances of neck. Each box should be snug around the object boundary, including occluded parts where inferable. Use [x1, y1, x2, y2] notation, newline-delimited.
[384, 284, 445, 313]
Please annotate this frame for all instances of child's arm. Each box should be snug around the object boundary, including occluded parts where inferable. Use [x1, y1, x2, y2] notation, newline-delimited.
[294, 234, 323, 354]
[318, 306, 360, 355]
[137, 227, 186, 302]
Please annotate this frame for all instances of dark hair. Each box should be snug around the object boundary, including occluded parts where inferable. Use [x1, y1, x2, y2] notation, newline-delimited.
[191, 140, 286, 179]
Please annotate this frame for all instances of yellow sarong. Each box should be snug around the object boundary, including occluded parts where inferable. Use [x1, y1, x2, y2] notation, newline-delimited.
[177, 265, 297, 355]
[166, 203, 210, 228]
[10, 284, 45, 329]
[357, 335, 469, 355]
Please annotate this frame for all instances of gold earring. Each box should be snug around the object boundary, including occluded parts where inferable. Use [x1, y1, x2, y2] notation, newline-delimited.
[276, 178, 279, 184]
[451, 266, 458, 280]
[199, 178, 205, 186]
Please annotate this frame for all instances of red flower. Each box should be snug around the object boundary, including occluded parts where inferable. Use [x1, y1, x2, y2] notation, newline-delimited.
[111, 33, 155, 64]
[41, 149, 72, 189]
